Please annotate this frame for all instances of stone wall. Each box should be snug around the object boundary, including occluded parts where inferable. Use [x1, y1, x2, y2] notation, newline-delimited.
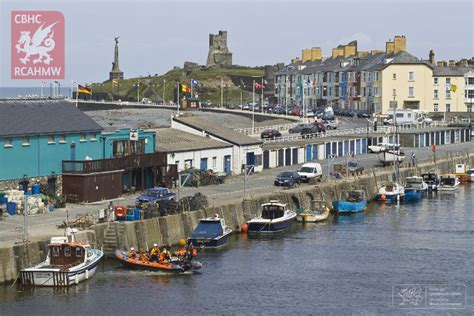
[0, 175, 62, 197]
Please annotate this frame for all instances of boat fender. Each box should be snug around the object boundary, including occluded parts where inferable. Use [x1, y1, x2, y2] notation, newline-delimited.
[85, 269, 89, 280]
[380, 194, 386, 201]
[240, 224, 248, 233]
[75, 274, 79, 284]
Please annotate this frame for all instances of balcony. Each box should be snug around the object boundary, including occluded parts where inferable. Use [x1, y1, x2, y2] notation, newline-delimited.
[63, 152, 168, 174]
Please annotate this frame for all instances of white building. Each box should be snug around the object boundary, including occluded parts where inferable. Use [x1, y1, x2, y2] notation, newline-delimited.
[154, 128, 233, 174]
[171, 116, 263, 175]
[464, 70, 474, 112]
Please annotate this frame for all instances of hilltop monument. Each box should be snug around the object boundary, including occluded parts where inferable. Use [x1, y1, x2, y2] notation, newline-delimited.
[109, 36, 124, 80]
[206, 31, 232, 68]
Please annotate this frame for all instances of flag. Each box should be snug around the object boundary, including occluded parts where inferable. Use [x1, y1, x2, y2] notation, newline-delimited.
[191, 79, 199, 86]
[180, 84, 190, 93]
[78, 84, 92, 95]
[112, 80, 118, 85]
[450, 84, 457, 92]
[254, 81, 265, 90]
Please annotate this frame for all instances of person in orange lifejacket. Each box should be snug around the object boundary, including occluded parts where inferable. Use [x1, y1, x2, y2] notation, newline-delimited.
[139, 249, 149, 262]
[149, 243, 160, 262]
[160, 247, 171, 262]
[128, 247, 137, 259]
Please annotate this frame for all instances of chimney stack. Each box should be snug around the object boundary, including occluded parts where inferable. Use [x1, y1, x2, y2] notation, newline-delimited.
[460, 59, 469, 67]
[385, 39, 394, 55]
[448, 59, 455, 67]
[437, 61, 444, 67]
[429, 50, 435, 64]
[393, 35, 406, 54]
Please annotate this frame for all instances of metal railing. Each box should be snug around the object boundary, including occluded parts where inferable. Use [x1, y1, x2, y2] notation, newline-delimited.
[262, 128, 369, 144]
[235, 123, 299, 135]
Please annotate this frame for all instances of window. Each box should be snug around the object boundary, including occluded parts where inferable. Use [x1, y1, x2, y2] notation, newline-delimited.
[80, 133, 86, 142]
[75, 247, 83, 257]
[468, 77, 474, 85]
[90, 133, 97, 141]
[3, 138, 12, 148]
[434, 77, 439, 85]
[59, 135, 66, 143]
[446, 78, 451, 84]
[113, 140, 145, 157]
[468, 104, 472, 112]
[392, 89, 397, 97]
[367, 72, 372, 82]
[48, 135, 55, 144]
[374, 87, 379, 96]
[408, 87, 414, 97]
[446, 104, 451, 112]
[434, 103, 439, 112]
[362, 87, 366, 97]
[446, 89, 451, 99]
[362, 72, 366, 82]
[64, 247, 71, 257]
[52, 247, 60, 257]
[408, 71, 415, 81]
[184, 159, 193, 169]
[212, 157, 217, 169]
[434, 89, 439, 99]
[467, 89, 474, 99]
[22, 136, 30, 146]
[392, 73, 397, 80]
[328, 87, 332, 96]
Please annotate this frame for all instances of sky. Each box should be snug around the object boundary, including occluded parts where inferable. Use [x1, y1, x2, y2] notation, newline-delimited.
[1, 0, 473, 87]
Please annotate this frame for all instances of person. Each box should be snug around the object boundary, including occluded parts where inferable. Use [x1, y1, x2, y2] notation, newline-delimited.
[411, 152, 417, 167]
[108, 201, 115, 222]
[128, 247, 137, 259]
[160, 247, 171, 262]
[149, 243, 160, 262]
[139, 249, 149, 262]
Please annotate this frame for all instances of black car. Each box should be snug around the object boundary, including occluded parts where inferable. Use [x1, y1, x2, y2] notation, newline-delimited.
[274, 171, 300, 187]
[289, 123, 313, 134]
[357, 111, 371, 118]
[261, 129, 282, 140]
[300, 126, 319, 138]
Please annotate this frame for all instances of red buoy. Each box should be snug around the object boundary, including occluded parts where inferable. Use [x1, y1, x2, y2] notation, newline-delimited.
[381, 194, 386, 201]
[240, 223, 248, 233]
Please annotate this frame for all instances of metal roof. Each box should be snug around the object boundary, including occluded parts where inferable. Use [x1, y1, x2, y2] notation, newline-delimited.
[0, 100, 103, 137]
[154, 127, 232, 153]
[173, 115, 262, 146]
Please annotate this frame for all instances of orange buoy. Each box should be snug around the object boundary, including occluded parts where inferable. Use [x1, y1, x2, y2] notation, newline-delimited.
[178, 239, 186, 247]
[240, 223, 248, 233]
[381, 194, 386, 201]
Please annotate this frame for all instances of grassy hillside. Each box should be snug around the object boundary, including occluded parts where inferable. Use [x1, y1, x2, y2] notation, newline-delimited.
[90, 66, 265, 105]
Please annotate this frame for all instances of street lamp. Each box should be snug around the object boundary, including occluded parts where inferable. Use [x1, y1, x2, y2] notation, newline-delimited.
[134, 82, 140, 103]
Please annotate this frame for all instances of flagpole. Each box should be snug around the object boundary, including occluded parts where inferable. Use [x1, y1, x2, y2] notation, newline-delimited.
[163, 79, 166, 105]
[252, 80, 255, 134]
[177, 82, 180, 116]
[302, 82, 305, 123]
[285, 77, 288, 116]
[75, 83, 79, 108]
[261, 78, 264, 113]
[240, 85, 243, 111]
[190, 79, 193, 99]
[220, 78, 223, 108]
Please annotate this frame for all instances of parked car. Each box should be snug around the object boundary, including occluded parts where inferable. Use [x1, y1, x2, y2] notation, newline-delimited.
[261, 129, 282, 140]
[300, 126, 319, 138]
[297, 162, 323, 182]
[357, 111, 371, 118]
[347, 160, 364, 175]
[289, 123, 313, 134]
[136, 187, 176, 207]
[368, 142, 400, 153]
[274, 171, 300, 187]
[323, 120, 338, 130]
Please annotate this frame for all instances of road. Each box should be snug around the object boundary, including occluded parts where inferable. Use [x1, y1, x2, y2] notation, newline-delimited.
[0, 141, 472, 246]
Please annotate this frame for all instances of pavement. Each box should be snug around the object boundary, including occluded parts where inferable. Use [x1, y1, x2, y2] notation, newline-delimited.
[1, 141, 472, 247]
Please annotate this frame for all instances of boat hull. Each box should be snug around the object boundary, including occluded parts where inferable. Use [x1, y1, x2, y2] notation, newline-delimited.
[377, 193, 403, 202]
[188, 230, 231, 248]
[404, 190, 422, 202]
[332, 200, 367, 214]
[247, 216, 295, 234]
[20, 251, 103, 287]
[296, 211, 329, 223]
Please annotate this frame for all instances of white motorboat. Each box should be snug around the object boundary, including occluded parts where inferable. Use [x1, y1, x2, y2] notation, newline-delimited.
[377, 182, 405, 202]
[422, 171, 441, 191]
[247, 200, 296, 234]
[20, 234, 103, 287]
[379, 148, 405, 165]
[438, 174, 460, 192]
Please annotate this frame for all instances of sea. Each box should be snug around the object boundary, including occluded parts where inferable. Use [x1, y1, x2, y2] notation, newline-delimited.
[1, 185, 473, 315]
[0, 87, 72, 99]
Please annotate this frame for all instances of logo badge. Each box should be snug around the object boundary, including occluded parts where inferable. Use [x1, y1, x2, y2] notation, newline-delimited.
[11, 11, 65, 79]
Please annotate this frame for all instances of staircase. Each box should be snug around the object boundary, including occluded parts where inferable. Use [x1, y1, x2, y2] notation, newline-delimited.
[102, 222, 125, 258]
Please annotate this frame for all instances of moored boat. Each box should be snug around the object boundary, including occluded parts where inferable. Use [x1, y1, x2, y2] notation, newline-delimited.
[377, 182, 405, 202]
[188, 215, 232, 248]
[247, 200, 296, 234]
[114, 248, 201, 273]
[438, 174, 460, 191]
[403, 176, 427, 202]
[466, 169, 474, 182]
[378, 144, 405, 166]
[20, 235, 103, 287]
[422, 170, 441, 191]
[332, 190, 367, 214]
[296, 199, 330, 222]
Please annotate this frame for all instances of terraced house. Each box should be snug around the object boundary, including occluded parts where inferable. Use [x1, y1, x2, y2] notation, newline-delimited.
[275, 35, 474, 114]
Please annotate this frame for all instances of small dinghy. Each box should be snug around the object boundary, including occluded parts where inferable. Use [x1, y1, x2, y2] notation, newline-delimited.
[188, 215, 232, 248]
[377, 182, 405, 202]
[20, 234, 103, 287]
[332, 190, 367, 214]
[296, 199, 330, 223]
[115, 248, 202, 273]
[438, 174, 460, 192]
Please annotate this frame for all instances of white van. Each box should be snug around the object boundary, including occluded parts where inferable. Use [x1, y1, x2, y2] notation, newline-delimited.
[298, 162, 323, 182]
[383, 109, 432, 126]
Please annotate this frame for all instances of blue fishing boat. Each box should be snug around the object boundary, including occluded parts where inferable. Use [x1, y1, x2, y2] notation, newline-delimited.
[332, 190, 367, 214]
[403, 176, 427, 202]
[187, 215, 232, 248]
[247, 201, 296, 234]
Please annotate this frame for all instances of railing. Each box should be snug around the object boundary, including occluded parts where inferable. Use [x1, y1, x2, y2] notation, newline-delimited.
[62, 152, 168, 174]
[235, 123, 299, 135]
[262, 128, 370, 144]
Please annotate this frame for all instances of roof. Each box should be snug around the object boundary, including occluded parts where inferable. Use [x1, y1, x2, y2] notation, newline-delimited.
[153, 127, 232, 152]
[0, 101, 103, 137]
[174, 116, 262, 146]
[433, 66, 474, 77]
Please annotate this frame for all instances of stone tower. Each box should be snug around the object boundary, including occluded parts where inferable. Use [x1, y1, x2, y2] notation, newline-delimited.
[206, 31, 232, 68]
[109, 37, 124, 80]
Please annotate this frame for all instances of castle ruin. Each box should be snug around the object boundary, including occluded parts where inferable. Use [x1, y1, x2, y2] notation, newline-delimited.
[206, 31, 232, 68]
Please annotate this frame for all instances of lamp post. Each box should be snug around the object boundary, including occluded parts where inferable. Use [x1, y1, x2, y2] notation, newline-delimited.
[163, 79, 166, 105]
[134, 82, 140, 103]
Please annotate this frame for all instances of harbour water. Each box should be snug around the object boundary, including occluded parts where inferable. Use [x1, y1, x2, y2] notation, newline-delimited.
[1, 185, 473, 314]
